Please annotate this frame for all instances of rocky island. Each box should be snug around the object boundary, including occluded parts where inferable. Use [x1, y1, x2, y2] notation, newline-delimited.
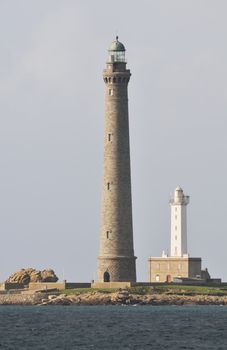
[1, 284, 227, 306]
[37, 290, 227, 306]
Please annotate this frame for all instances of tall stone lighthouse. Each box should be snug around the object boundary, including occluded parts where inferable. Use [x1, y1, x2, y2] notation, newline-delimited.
[97, 37, 136, 283]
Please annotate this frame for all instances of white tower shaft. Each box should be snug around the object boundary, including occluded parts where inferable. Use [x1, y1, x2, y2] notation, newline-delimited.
[170, 187, 189, 257]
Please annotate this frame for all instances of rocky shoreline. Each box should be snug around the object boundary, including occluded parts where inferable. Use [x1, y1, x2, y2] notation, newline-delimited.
[1, 290, 227, 306]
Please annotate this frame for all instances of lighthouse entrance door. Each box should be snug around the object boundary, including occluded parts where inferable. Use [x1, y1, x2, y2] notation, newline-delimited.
[166, 275, 172, 283]
[104, 271, 110, 282]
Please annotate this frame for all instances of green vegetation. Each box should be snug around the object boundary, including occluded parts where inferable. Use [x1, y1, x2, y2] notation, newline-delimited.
[61, 288, 119, 295]
[128, 285, 227, 296]
[57, 284, 227, 297]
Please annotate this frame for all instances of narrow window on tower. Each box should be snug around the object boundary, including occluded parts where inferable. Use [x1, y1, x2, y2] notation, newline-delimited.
[108, 133, 112, 142]
[109, 89, 113, 96]
[106, 231, 109, 239]
[107, 182, 110, 190]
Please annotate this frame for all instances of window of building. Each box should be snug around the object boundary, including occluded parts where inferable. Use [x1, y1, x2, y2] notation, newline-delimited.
[155, 275, 160, 282]
[109, 89, 113, 96]
[106, 231, 109, 239]
[108, 133, 112, 142]
[107, 182, 110, 190]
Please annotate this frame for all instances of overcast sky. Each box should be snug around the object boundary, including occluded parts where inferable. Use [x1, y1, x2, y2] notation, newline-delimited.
[0, 0, 227, 282]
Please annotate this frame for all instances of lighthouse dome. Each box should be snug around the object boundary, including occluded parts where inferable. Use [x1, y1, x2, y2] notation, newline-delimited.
[107, 36, 126, 63]
[108, 36, 125, 52]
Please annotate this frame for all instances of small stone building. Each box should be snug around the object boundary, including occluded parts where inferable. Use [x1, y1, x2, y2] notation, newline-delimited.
[148, 256, 201, 282]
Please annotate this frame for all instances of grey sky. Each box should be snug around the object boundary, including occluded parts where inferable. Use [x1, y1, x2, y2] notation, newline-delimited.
[0, 0, 227, 282]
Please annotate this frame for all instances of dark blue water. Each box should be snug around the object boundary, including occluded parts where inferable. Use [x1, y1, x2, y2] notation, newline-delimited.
[0, 305, 227, 349]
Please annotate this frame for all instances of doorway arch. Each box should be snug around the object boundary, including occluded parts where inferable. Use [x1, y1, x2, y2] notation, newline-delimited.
[103, 271, 110, 282]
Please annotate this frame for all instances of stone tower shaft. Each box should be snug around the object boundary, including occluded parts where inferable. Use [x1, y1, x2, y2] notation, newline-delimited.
[97, 38, 136, 282]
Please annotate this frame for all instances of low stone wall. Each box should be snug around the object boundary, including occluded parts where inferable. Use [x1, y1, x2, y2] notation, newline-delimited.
[92, 282, 132, 289]
[29, 282, 66, 290]
[0, 282, 25, 290]
[0, 293, 43, 305]
[29, 282, 92, 290]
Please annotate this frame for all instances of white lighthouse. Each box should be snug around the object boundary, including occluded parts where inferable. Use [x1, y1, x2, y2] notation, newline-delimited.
[148, 187, 204, 283]
[169, 186, 189, 257]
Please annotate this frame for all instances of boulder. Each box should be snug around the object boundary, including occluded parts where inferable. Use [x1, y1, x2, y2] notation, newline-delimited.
[30, 270, 42, 283]
[5, 268, 58, 285]
[41, 269, 58, 282]
[5, 269, 31, 285]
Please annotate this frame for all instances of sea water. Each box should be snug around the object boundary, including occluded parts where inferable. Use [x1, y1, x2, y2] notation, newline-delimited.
[0, 305, 227, 349]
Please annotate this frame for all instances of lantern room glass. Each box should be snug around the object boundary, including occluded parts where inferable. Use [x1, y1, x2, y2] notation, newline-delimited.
[108, 50, 125, 62]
